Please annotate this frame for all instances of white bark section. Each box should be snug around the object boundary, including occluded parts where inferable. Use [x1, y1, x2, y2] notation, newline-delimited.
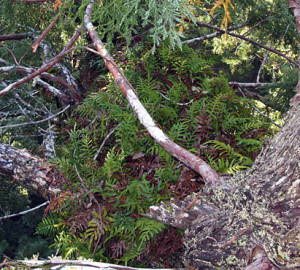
[18, 259, 171, 270]
[229, 82, 272, 88]
[37, 78, 65, 97]
[0, 81, 17, 95]
[126, 89, 168, 143]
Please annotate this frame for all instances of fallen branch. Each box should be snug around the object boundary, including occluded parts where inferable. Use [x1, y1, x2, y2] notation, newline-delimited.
[0, 105, 70, 130]
[84, 0, 222, 187]
[0, 201, 49, 221]
[0, 65, 81, 103]
[229, 82, 273, 88]
[0, 26, 82, 97]
[14, 259, 174, 270]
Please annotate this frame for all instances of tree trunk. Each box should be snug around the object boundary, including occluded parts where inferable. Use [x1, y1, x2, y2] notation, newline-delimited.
[147, 100, 300, 269]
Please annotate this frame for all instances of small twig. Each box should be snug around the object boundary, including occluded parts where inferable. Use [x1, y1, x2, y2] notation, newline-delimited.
[16, 102, 33, 122]
[219, 226, 251, 248]
[1, 44, 20, 65]
[32, 13, 60, 53]
[237, 87, 282, 128]
[243, 18, 268, 36]
[0, 105, 70, 129]
[257, 41, 273, 83]
[177, 193, 202, 218]
[0, 201, 49, 221]
[74, 163, 88, 190]
[14, 92, 46, 117]
[93, 124, 120, 161]
[159, 92, 194, 106]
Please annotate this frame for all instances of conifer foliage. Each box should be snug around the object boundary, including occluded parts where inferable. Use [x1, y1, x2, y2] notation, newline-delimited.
[0, 0, 298, 268]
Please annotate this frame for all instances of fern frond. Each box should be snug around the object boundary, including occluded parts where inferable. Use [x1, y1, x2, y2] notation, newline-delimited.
[35, 213, 60, 237]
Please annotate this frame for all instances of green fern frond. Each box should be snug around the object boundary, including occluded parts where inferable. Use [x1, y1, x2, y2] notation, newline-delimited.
[135, 218, 165, 247]
[35, 213, 61, 237]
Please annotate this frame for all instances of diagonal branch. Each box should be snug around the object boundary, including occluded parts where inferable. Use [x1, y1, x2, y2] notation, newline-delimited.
[0, 27, 82, 97]
[182, 23, 245, 44]
[0, 201, 49, 221]
[184, 18, 299, 67]
[0, 105, 70, 130]
[0, 65, 82, 103]
[84, 0, 222, 187]
[32, 13, 60, 53]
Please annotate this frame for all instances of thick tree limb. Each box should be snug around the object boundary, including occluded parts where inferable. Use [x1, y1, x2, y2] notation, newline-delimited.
[184, 18, 299, 67]
[84, 0, 223, 187]
[0, 144, 63, 199]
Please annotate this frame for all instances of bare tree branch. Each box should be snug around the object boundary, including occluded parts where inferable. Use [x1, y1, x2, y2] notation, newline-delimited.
[0, 105, 70, 130]
[0, 27, 82, 97]
[229, 82, 273, 88]
[0, 201, 49, 221]
[32, 13, 60, 53]
[93, 124, 120, 161]
[0, 32, 33, 41]
[237, 87, 281, 128]
[0, 65, 82, 102]
[182, 23, 245, 44]
[14, 259, 173, 270]
[184, 18, 299, 67]
[84, 0, 223, 187]
[256, 42, 272, 83]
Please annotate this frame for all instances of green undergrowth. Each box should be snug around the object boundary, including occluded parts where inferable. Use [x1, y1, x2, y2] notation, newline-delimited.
[36, 42, 279, 266]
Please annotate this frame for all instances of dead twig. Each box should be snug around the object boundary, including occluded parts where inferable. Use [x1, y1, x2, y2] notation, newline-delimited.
[32, 13, 60, 53]
[219, 226, 251, 248]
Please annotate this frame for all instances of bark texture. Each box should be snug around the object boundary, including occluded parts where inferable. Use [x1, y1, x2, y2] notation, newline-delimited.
[0, 144, 64, 199]
[148, 101, 300, 269]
